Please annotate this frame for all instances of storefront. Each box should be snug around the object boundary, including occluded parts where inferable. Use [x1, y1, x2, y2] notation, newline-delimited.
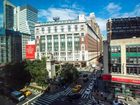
[102, 74, 140, 98]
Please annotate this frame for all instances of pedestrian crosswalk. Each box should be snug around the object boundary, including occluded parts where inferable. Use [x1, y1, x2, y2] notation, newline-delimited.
[61, 86, 94, 100]
[31, 87, 72, 105]
[61, 87, 72, 96]
[31, 93, 61, 105]
[31, 85, 97, 105]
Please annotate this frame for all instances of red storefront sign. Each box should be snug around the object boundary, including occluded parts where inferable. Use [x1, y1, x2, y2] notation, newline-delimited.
[26, 45, 36, 59]
[102, 74, 140, 84]
[112, 77, 140, 84]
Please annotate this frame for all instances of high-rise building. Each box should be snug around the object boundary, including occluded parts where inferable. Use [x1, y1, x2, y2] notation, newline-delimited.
[35, 13, 102, 67]
[13, 5, 38, 59]
[0, 0, 36, 64]
[3, 0, 15, 30]
[103, 17, 140, 99]
[0, 0, 22, 64]
[14, 5, 38, 40]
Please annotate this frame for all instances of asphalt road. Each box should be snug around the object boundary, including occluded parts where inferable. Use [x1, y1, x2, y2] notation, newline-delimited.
[31, 70, 97, 105]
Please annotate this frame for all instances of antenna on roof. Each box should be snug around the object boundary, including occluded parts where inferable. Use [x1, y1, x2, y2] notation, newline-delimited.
[53, 17, 60, 22]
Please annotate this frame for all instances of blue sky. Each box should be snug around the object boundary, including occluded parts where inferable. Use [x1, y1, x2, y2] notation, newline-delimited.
[0, 0, 140, 36]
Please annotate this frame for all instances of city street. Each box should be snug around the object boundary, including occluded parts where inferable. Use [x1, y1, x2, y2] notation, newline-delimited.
[27, 67, 111, 105]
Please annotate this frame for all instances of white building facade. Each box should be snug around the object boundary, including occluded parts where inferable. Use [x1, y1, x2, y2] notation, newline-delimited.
[35, 14, 102, 66]
[14, 5, 38, 40]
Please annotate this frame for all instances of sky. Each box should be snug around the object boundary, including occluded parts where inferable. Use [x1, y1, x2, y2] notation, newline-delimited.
[0, 0, 140, 36]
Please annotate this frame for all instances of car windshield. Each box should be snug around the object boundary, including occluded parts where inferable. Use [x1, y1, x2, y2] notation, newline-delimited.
[15, 93, 23, 98]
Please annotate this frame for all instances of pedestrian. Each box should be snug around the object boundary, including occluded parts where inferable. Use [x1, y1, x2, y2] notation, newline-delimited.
[101, 92, 103, 97]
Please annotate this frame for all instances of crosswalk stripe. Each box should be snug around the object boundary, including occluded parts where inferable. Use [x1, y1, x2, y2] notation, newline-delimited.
[36, 99, 50, 104]
[89, 94, 92, 99]
[34, 100, 48, 105]
[64, 88, 71, 96]
[32, 102, 43, 105]
[32, 92, 61, 105]
[79, 89, 85, 94]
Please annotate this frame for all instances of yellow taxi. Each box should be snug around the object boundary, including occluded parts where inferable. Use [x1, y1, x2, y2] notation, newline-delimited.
[20, 89, 32, 97]
[72, 85, 82, 93]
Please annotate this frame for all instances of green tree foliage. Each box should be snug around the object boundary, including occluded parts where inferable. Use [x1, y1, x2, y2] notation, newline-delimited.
[24, 58, 48, 87]
[60, 63, 79, 83]
[3, 62, 31, 89]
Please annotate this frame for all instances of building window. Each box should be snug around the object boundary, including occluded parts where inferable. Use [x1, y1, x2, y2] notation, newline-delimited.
[54, 26, 57, 32]
[60, 34, 65, 51]
[40, 36, 45, 52]
[61, 26, 64, 32]
[81, 33, 84, 36]
[48, 27, 51, 33]
[127, 67, 140, 75]
[138, 58, 140, 64]
[126, 45, 140, 52]
[1, 37, 5, 43]
[74, 34, 80, 51]
[54, 35, 58, 51]
[42, 27, 45, 34]
[75, 25, 78, 31]
[138, 46, 140, 52]
[68, 25, 71, 32]
[111, 46, 121, 53]
[81, 25, 84, 30]
[111, 64, 121, 73]
[36, 28, 39, 34]
[127, 57, 138, 64]
[47, 35, 52, 52]
[67, 34, 72, 51]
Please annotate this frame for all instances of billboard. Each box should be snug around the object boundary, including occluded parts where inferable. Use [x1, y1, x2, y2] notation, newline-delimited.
[26, 44, 36, 59]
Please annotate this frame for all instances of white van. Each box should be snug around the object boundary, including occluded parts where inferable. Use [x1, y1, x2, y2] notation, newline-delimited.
[11, 91, 25, 102]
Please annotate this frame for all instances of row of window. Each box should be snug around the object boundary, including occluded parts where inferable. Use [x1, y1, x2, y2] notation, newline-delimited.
[111, 45, 140, 53]
[110, 65, 121, 73]
[126, 45, 140, 52]
[111, 57, 121, 64]
[111, 46, 121, 53]
[38, 33, 82, 40]
[40, 41, 80, 52]
[110, 65, 140, 75]
[127, 67, 140, 75]
[126, 57, 140, 64]
[36, 25, 84, 34]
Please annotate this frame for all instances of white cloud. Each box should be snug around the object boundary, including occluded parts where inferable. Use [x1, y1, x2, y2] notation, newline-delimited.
[38, 8, 84, 21]
[106, 2, 121, 14]
[96, 18, 106, 33]
[106, 2, 140, 18]
[122, 4, 140, 17]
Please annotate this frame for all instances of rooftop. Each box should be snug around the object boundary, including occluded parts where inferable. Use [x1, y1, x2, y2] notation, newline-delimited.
[35, 19, 85, 26]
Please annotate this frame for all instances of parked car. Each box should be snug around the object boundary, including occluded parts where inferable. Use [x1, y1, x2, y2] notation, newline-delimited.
[20, 89, 32, 97]
[10, 91, 25, 102]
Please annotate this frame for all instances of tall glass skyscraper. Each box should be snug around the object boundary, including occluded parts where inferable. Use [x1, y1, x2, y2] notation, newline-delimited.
[0, 0, 22, 64]
[0, 0, 3, 28]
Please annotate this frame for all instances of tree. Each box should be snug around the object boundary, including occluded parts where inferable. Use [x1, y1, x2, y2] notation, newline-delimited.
[60, 63, 79, 83]
[24, 58, 48, 87]
[3, 62, 31, 89]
